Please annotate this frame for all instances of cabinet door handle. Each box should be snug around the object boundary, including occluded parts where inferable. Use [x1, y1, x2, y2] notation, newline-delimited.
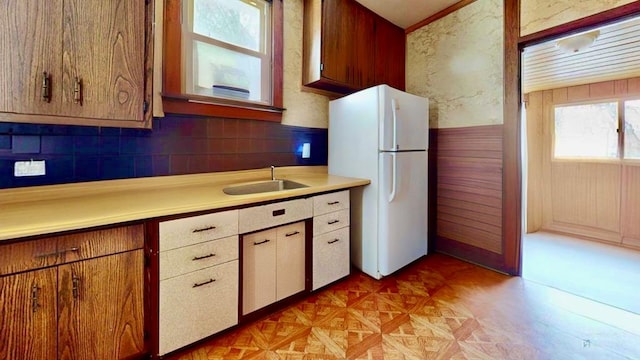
[327, 201, 340, 205]
[328, 220, 340, 225]
[192, 253, 216, 261]
[41, 72, 51, 102]
[193, 278, 216, 288]
[72, 275, 80, 300]
[31, 285, 40, 313]
[253, 239, 271, 246]
[34, 246, 79, 259]
[327, 239, 340, 244]
[285, 231, 300, 237]
[73, 77, 82, 104]
[192, 226, 216, 233]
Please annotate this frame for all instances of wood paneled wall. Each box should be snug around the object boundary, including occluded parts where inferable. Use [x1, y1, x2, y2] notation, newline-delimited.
[525, 77, 640, 248]
[431, 125, 504, 264]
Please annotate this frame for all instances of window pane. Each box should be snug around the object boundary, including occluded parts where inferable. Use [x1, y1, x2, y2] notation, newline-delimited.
[193, 0, 263, 52]
[625, 100, 640, 159]
[190, 41, 265, 102]
[554, 103, 618, 159]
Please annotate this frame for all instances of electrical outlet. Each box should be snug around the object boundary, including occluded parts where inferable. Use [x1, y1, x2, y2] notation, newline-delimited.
[14, 160, 46, 177]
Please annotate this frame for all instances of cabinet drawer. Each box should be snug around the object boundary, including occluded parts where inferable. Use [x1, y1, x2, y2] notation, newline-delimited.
[239, 198, 312, 234]
[160, 210, 238, 251]
[159, 260, 239, 355]
[312, 227, 350, 291]
[313, 190, 349, 216]
[159, 235, 239, 280]
[313, 209, 350, 235]
[0, 225, 144, 275]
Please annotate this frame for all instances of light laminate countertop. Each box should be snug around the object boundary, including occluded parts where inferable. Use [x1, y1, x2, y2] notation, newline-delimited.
[0, 166, 369, 241]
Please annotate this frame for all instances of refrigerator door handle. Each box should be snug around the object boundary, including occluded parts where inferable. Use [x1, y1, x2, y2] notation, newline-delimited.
[389, 153, 397, 203]
[391, 98, 398, 150]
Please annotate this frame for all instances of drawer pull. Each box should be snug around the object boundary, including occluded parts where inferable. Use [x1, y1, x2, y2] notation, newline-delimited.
[193, 278, 216, 288]
[327, 239, 340, 244]
[193, 226, 216, 233]
[35, 246, 80, 259]
[285, 231, 300, 237]
[327, 201, 340, 205]
[253, 239, 271, 246]
[31, 285, 40, 313]
[328, 220, 340, 225]
[272, 209, 285, 216]
[192, 253, 216, 261]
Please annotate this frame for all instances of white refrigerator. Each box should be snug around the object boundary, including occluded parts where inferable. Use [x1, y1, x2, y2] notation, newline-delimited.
[328, 85, 429, 279]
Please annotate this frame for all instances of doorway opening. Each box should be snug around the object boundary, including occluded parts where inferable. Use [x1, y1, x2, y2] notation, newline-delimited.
[520, 15, 640, 318]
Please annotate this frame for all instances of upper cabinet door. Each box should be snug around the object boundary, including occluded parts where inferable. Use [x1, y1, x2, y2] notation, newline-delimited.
[375, 17, 405, 91]
[320, 0, 354, 85]
[62, 0, 145, 121]
[0, 0, 63, 116]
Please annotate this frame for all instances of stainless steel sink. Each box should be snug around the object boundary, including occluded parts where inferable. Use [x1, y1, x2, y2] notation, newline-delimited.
[223, 179, 309, 195]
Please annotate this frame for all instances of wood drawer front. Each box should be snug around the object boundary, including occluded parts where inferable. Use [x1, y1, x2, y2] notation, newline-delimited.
[159, 260, 239, 355]
[239, 198, 312, 234]
[58, 225, 144, 263]
[313, 209, 350, 235]
[313, 190, 349, 216]
[0, 238, 59, 276]
[159, 210, 239, 251]
[0, 224, 143, 275]
[312, 227, 350, 291]
[159, 235, 239, 280]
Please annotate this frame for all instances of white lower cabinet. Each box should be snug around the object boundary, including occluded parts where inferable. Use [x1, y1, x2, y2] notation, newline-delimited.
[158, 209, 239, 356]
[312, 190, 351, 290]
[242, 221, 306, 315]
[159, 260, 238, 355]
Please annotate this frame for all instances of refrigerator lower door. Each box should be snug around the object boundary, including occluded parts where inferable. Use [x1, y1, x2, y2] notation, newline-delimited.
[378, 151, 428, 276]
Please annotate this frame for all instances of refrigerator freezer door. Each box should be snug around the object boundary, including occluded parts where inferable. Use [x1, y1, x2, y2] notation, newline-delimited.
[379, 86, 429, 152]
[378, 151, 428, 276]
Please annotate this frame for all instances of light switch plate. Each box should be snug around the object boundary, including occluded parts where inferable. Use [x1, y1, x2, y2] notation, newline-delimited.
[14, 160, 46, 177]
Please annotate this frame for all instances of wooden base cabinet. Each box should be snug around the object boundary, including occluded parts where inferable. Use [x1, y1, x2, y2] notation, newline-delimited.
[0, 225, 145, 360]
[242, 221, 306, 315]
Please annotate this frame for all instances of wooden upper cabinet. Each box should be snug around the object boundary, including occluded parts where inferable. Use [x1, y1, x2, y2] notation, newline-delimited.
[0, 0, 63, 116]
[374, 17, 406, 91]
[0, 0, 150, 128]
[303, 0, 405, 95]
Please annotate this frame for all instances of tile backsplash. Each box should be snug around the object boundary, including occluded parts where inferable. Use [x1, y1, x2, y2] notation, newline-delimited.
[0, 115, 327, 189]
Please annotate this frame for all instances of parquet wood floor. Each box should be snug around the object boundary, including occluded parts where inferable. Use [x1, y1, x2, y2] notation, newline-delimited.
[166, 254, 640, 360]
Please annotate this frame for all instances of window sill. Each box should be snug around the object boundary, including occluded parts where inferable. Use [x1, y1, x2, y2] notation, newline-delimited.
[161, 93, 284, 122]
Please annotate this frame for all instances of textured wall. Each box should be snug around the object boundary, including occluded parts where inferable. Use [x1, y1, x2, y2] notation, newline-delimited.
[406, 0, 504, 129]
[521, 0, 635, 36]
[282, 0, 330, 128]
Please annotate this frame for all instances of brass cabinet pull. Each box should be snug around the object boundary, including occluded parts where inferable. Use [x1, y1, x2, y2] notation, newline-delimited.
[328, 220, 339, 225]
[31, 285, 40, 313]
[327, 239, 340, 244]
[41, 72, 50, 102]
[285, 231, 300, 237]
[253, 239, 270, 246]
[73, 77, 82, 104]
[193, 278, 215, 288]
[72, 275, 80, 299]
[192, 226, 216, 233]
[327, 201, 340, 205]
[192, 253, 216, 261]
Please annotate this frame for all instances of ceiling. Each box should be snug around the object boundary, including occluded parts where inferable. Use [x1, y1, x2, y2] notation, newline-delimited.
[523, 16, 640, 93]
[355, 0, 460, 29]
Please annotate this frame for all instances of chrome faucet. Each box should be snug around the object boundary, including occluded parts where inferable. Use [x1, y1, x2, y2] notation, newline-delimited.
[271, 165, 276, 181]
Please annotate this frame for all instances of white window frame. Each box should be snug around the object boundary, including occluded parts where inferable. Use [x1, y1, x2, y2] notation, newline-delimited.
[182, 0, 272, 105]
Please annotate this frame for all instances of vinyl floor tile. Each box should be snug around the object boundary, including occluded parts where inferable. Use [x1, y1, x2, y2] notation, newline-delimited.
[166, 254, 640, 360]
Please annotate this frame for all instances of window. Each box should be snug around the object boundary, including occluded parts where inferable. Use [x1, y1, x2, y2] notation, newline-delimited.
[183, 0, 271, 104]
[553, 99, 640, 160]
[162, 0, 283, 121]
